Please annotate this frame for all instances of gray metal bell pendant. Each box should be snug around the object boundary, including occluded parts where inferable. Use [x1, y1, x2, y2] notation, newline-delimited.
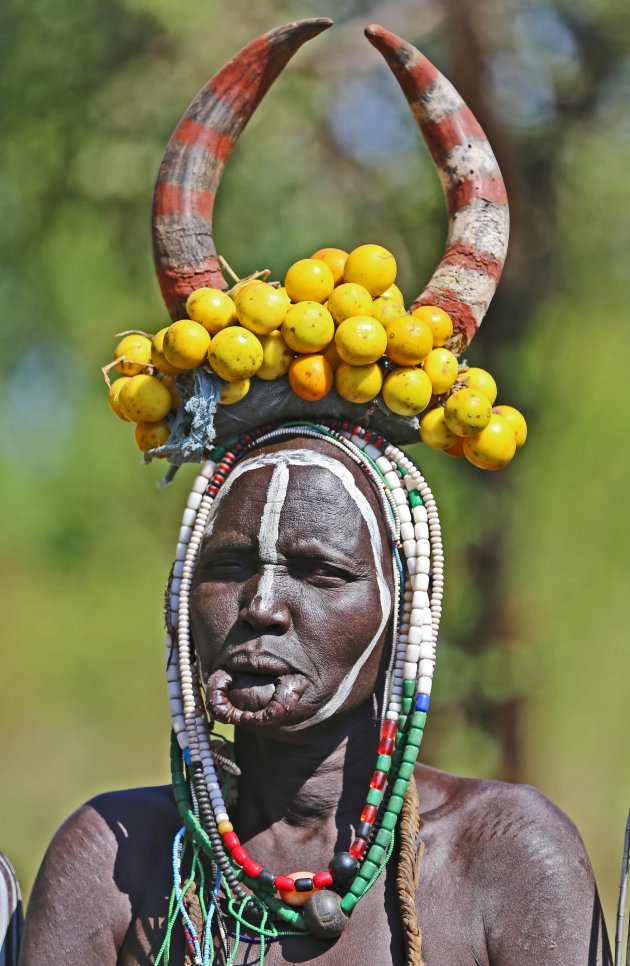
[303, 889, 349, 939]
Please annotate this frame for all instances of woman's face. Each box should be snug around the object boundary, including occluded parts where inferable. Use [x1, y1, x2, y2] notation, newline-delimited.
[190, 439, 394, 735]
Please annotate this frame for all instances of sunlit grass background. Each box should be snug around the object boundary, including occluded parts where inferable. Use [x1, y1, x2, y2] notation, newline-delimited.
[1, 0, 629, 945]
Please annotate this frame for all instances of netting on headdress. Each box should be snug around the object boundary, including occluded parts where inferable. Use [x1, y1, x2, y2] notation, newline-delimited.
[148, 372, 421, 466]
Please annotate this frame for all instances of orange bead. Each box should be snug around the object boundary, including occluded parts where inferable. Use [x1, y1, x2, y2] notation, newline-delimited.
[279, 871, 318, 907]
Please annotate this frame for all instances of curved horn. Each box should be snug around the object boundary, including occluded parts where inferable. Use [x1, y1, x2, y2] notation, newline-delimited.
[153, 18, 333, 321]
[365, 24, 509, 354]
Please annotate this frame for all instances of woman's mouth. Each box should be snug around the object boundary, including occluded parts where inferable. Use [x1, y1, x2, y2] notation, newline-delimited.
[228, 672, 277, 712]
[206, 666, 309, 726]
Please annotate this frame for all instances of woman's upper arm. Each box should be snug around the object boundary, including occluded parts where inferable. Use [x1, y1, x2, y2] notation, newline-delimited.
[19, 802, 131, 965]
[479, 784, 612, 965]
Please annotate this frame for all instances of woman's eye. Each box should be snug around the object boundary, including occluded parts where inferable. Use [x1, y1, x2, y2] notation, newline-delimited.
[290, 561, 351, 586]
[199, 557, 253, 580]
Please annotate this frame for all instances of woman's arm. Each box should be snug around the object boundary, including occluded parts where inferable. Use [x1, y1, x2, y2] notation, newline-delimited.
[19, 803, 130, 965]
[478, 784, 612, 965]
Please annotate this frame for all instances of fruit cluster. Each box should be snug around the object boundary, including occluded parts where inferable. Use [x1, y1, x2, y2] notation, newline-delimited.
[104, 243, 526, 470]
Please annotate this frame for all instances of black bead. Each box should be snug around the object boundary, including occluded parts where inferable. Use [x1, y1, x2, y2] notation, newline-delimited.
[303, 890, 348, 940]
[356, 822, 372, 841]
[257, 869, 275, 890]
[328, 851, 359, 888]
[294, 876, 314, 892]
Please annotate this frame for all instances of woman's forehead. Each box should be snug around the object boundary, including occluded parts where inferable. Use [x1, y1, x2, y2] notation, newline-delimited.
[204, 446, 386, 555]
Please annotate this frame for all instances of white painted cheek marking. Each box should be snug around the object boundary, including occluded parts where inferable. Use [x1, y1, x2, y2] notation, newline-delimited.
[278, 452, 390, 732]
[255, 461, 290, 612]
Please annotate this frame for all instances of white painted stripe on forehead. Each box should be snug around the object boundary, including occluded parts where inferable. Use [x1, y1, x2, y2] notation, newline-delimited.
[256, 461, 290, 611]
[201, 447, 392, 730]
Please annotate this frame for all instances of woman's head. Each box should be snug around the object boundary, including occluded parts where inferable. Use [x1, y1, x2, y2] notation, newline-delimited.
[190, 435, 396, 735]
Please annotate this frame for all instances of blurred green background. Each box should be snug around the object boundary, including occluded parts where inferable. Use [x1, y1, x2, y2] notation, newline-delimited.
[1, 0, 629, 944]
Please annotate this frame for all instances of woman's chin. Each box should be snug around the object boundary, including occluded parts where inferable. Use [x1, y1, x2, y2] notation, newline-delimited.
[206, 668, 312, 727]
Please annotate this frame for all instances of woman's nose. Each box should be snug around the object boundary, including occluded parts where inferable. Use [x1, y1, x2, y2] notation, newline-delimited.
[239, 565, 292, 632]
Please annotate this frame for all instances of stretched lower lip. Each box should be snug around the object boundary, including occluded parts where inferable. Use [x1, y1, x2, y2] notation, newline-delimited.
[206, 667, 308, 725]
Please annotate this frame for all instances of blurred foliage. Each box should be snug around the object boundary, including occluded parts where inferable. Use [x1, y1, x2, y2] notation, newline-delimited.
[1, 0, 629, 941]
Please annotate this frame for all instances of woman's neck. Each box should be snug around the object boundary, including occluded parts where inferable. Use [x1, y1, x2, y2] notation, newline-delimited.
[232, 701, 380, 841]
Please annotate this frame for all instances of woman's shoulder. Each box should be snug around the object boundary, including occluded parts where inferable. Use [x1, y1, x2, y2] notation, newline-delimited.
[415, 762, 586, 857]
[19, 785, 180, 964]
[413, 763, 611, 964]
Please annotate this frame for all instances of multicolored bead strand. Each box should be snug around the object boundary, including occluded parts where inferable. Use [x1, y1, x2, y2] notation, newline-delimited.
[164, 419, 444, 949]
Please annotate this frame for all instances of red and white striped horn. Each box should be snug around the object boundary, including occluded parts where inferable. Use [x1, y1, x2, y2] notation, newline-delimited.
[366, 24, 509, 354]
[152, 19, 333, 321]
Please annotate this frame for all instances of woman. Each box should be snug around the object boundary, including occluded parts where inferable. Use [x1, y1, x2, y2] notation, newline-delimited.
[19, 20, 612, 965]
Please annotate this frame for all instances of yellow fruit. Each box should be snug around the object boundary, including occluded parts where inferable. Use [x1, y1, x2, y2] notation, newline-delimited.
[284, 258, 335, 304]
[382, 367, 432, 417]
[381, 283, 404, 305]
[343, 244, 397, 297]
[322, 340, 342, 371]
[151, 327, 185, 375]
[445, 438, 465, 458]
[278, 287, 291, 308]
[463, 414, 517, 470]
[108, 378, 131, 421]
[257, 331, 294, 381]
[119, 374, 172, 423]
[208, 327, 263, 382]
[385, 316, 433, 366]
[444, 388, 492, 437]
[235, 282, 288, 336]
[231, 278, 265, 305]
[282, 302, 334, 354]
[186, 287, 237, 335]
[335, 362, 383, 403]
[492, 405, 528, 448]
[372, 298, 405, 327]
[465, 367, 497, 405]
[163, 320, 211, 370]
[419, 407, 459, 450]
[288, 354, 333, 401]
[422, 348, 459, 394]
[327, 283, 374, 326]
[412, 306, 453, 347]
[311, 247, 348, 286]
[114, 334, 152, 377]
[335, 316, 387, 365]
[161, 375, 180, 411]
[134, 420, 170, 453]
[220, 378, 250, 405]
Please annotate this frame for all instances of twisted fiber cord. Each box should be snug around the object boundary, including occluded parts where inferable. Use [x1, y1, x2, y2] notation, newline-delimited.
[397, 779, 425, 966]
[183, 880, 205, 966]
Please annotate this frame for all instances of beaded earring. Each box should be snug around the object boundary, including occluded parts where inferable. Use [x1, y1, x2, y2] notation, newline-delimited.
[158, 419, 443, 963]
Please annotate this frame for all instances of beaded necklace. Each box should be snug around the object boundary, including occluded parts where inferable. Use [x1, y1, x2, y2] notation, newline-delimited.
[159, 419, 443, 963]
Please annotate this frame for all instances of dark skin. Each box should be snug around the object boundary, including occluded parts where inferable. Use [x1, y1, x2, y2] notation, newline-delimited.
[20, 439, 612, 965]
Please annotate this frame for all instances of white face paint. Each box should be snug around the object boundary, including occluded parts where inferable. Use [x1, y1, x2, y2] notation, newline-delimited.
[201, 448, 392, 730]
[255, 461, 290, 613]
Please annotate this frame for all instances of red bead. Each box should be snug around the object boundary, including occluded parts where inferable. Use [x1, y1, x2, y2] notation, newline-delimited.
[381, 720, 397, 740]
[349, 838, 367, 858]
[370, 770, 387, 790]
[231, 846, 249, 865]
[223, 831, 240, 850]
[360, 804, 377, 824]
[353, 424, 362, 435]
[313, 871, 333, 889]
[243, 859, 262, 878]
[274, 876, 294, 893]
[378, 736, 395, 755]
